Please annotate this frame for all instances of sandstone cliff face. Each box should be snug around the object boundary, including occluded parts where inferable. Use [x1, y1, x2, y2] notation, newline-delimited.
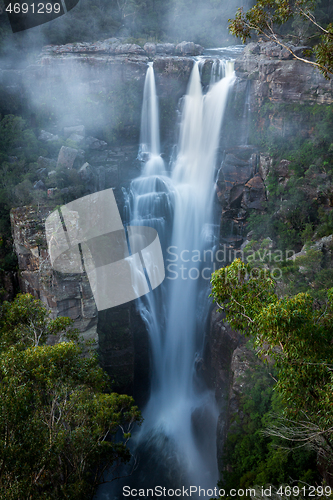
[8, 40, 333, 441]
[203, 307, 244, 471]
[10, 205, 98, 344]
[235, 41, 333, 105]
[0, 39, 201, 148]
[10, 202, 150, 395]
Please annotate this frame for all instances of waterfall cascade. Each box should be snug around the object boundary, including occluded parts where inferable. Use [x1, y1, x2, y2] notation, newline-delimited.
[98, 57, 235, 498]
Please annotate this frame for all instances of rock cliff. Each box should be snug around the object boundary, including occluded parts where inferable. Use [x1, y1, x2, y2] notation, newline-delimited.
[7, 39, 333, 476]
[10, 205, 98, 343]
[235, 41, 333, 105]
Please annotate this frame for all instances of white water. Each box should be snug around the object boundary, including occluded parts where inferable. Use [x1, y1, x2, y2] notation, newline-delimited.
[98, 59, 236, 498]
[126, 58, 236, 492]
[138, 61, 165, 177]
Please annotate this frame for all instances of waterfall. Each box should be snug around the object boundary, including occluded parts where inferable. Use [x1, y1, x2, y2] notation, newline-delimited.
[99, 58, 235, 498]
[138, 61, 165, 177]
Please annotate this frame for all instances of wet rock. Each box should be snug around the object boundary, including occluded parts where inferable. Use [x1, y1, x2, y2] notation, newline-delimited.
[38, 130, 59, 142]
[175, 41, 204, 56]
[97, 166, 106, 191]
[259, 153, 272, 182]
[85, 136, 107, 150]
[144, 43, 156, 56]
[242, 173, 266, 210]
[37, 156, 57, 170]
[68, 133, 85, 146]
[33, 180, 46, 190]
[114, 43, 145, 55]
[63, 125, 85, 137]
[36, 167, 47, 178]
[156, 43, 176, 54]
[217, 148, 257, 208]
[276, 159, 292, 178]
[82, 297, 98, 319]
[56, 146, 78, 169]
[10, 205, 98, 343]
[203, 307, 243, 471]
[235, 41, 333, 104]
[78, 162, 94, 188]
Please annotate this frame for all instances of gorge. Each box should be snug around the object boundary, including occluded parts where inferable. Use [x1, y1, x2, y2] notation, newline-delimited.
[3, 35, 333, 496]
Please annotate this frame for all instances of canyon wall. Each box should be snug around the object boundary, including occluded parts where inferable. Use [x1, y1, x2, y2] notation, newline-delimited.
[7, 39, 333, 477]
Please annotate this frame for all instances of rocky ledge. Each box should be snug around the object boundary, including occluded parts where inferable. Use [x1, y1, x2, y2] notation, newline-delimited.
[40, 38, 204, 58]
[10, 205, 98, 344]
[235, 41, 333, 104]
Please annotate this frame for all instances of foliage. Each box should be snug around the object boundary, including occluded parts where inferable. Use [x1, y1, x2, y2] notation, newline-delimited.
[228, 0, 333, 78]
[245, 102, 333, 253]
[210, 259, 333, 471]
[220, 355, 319, 495]
[0, 294, 142, 499]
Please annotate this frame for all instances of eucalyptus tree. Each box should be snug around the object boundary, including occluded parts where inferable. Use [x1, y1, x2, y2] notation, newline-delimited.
[210, 259, 333, 469]
[0, 293, 142, 500]
[228, 0, 333, 77]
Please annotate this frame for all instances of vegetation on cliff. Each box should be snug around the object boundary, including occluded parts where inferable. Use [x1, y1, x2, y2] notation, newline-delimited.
[229, 0, 333, 77]
[210, 259, 333, 488]
[246, 102, 333, 248]
[0, 293, 142, 500]
[221, 354, 319, 493]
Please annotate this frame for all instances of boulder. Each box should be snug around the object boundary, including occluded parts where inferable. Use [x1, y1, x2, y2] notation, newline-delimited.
[33, 180, 46, 190]
[259, 153, 272, 181]
[156, 43, 176, 54]
[56, 146, 78, 169]
[114, 43, 145, 55]
[85, 136, 107, 150]
[38, 130, 59, 142]
[144, 43, 156, 56]
[242, 173, 266, 210]
[97, 166, 106, 191]
[68, 133, 85, 146]
[36, 167, 47, 178]
[175, 41, 204, 56]
[276, 159, 292, 178]
[63, 125, 85, 137]
[78, 162, 93, 179]
[37, 156, 57, 170]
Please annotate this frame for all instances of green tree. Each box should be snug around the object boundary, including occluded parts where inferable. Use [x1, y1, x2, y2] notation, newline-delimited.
[228, 0, 333, 78]
[210, 259, 333, 474]
[0, 294, 142, 499]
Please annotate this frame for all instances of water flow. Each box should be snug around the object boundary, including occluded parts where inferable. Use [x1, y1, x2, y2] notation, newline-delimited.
[138, 61, 165, 176]
[127, 60, 235, 494]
